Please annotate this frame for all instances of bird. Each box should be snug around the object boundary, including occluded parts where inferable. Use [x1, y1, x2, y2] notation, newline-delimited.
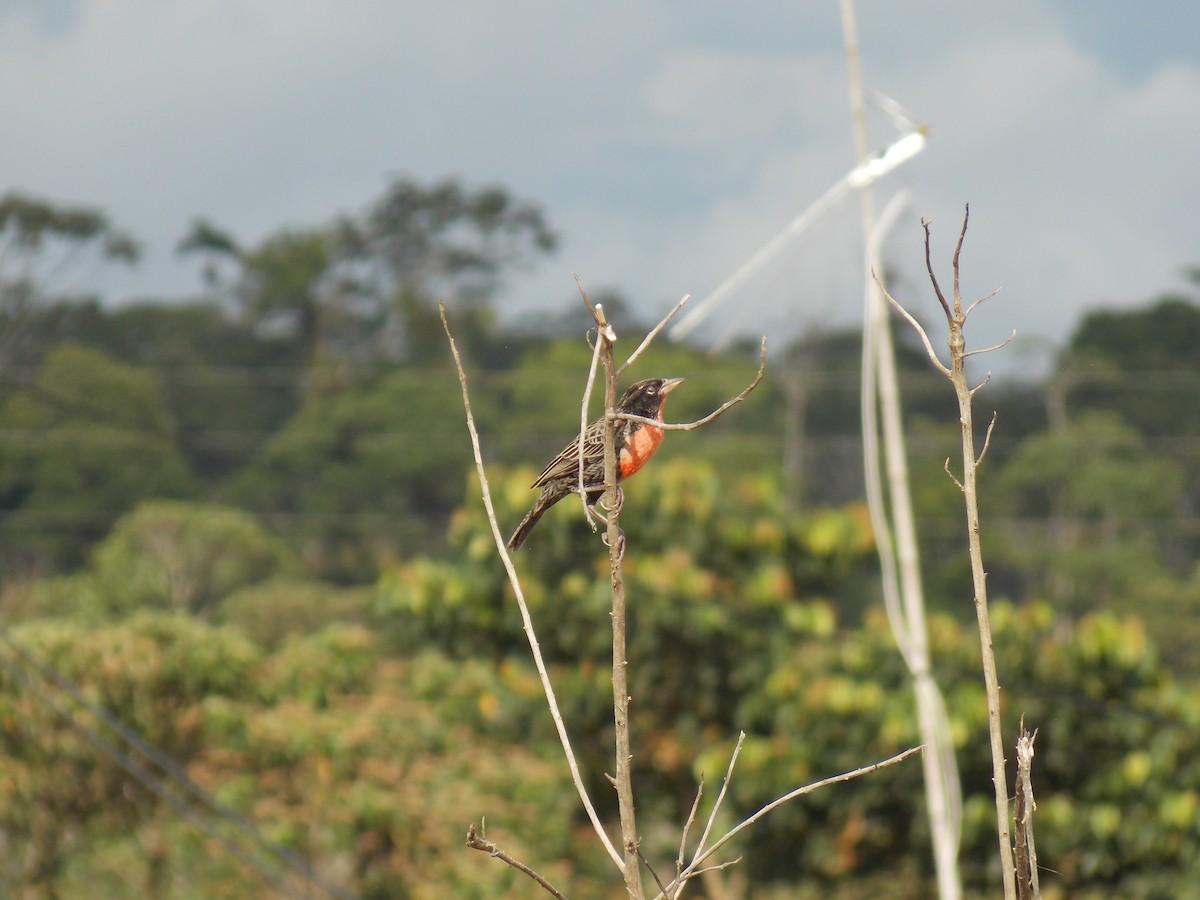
[507, 377, 684, 550]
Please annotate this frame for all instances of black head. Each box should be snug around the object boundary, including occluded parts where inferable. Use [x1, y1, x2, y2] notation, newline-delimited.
[617, 377, 684, 418]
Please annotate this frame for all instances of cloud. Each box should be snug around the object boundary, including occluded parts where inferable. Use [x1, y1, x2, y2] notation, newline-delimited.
[0, 0, 1196, 356]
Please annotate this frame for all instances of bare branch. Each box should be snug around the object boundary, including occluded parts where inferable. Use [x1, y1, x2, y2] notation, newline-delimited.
[969, 372, 993, 399]
[964, 286, 1003, 320]
[677, 777, 705, 887]
[1014, 723, 1042, 900]
[467, 823, 569, 900]
[963, 329, 1017, 359]
[594, 305, 644, 899]
[657, 745, 922, 899]
[441, 303, 624, 871]
[925, 210, 1019, 899]
[944, 458, 965, 492]
[638, 845, 669, 898]
[691, 857, 743, 878]
[578, 304, 607, 531]
[921, 218, 952, 321]
[976, 411, 999, 469]
[618, 293, 691, 378]
[875, 270, 951, 377]
[574, 271, 597, 320]
[614, 338, 767, 431]
[692, 732, 746, 868]
[951, 203, 970, 316]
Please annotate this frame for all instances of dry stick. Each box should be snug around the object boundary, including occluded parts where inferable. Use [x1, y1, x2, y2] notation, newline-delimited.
[617, 292, 691, 378]
[656, 745, 923, 899]
[614, 338, 767, 433]
[466, 823, 568, 900]
[1014, 724, 1041, 900]
[440, 303, 624, 872]
[877, 207, 1018, 899]
[691, 732, 746, 871]
[578, 301, 609, 531]
[590, 302, 645, 900]
[676, 778, 705, 888]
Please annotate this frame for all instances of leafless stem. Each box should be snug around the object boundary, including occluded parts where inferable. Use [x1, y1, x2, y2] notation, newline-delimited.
[441, 303, 624, 871]
[588, 301, 644, 899]
[676, 778, 704, 886]
[875, 268, 951, 377]
[944, 458, 965, 492]
[578, 296, 608, 531]
[1014, 724, 1042, 900]
[922, 218, 952, 320]
[976, 412, 999, 467]
[574, 271, 598, 320]
[691, 732, 745, 869]
[964, 287, 1004, 319]
[618, 293, 691, 377]
[889, 209, 1019, 899]
[656, 745, 922, 899]
[963, 330, 1016, 358]
[466, 823, 568, 900]
[639, 846, 669, 897]
[613, 338, 767, 431]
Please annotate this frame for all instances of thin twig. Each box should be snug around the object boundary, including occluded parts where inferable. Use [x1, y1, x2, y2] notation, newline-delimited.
[962, 329, 1017, 358]
[976, 411, 999, 468]
[441, 303, 624, 871]
[964, 286, 1003, 320]
[921, 218, 952, 321]
[951, 204, 970, 315]
[944, 458, 964, 492]
[969, 373, 993, 398]
[875, 269, 951, 376]
[573, 271, 597, 320]
[691, 857, 743, 878]
[677, 778, 705, 885]
[639, 845, 669, 898]
[617, 293, 691, 378]
[656, 746, 922, 899]
[692, 732, 745, 868]
[467, 823, 569, 900]
[614, 338, 767, 431]
[578, 300, 608, 531]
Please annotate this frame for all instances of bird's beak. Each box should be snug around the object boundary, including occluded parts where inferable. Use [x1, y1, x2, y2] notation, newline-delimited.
[661, 378, 685, 394]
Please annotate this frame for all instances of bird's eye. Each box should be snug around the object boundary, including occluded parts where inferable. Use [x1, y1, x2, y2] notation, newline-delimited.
[646, 385, 657, 394]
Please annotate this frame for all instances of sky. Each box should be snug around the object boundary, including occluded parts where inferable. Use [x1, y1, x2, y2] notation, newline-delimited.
[2, 0, 1199, 370]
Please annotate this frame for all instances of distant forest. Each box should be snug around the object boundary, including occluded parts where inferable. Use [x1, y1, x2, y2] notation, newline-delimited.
[2, 182, 1200, 897]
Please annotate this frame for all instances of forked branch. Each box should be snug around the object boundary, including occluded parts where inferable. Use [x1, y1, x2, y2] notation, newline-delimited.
[874, 207, 1020, 899]
[441, 303, 624, 872]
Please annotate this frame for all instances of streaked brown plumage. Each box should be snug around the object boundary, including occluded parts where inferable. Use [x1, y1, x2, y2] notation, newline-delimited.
[507, 377, 683, 550]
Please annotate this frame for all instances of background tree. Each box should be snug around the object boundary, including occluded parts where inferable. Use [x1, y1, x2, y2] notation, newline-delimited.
[178, 176, 558, 371]
[0, 344, 195, 572]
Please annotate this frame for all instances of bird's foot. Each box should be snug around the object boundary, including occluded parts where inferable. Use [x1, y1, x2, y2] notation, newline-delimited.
[601, 528, 626, 560]
[597, 487, 625, 516]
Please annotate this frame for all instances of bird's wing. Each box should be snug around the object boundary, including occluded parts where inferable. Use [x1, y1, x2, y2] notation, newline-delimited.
[531, 418, 606, 488]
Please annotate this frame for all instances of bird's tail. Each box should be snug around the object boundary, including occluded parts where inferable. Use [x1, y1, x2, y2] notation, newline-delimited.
[507, 493, 552, 550]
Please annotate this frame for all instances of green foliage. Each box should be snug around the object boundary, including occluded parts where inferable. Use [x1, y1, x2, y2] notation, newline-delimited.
[5, 183, 1200, 896]
[230, 367, 487, 579]
[986, 412, 1183, 617]
[0, 193, 139, 316]
[213, 577, 372, 647]
[0, 344, 196, 571]
[88, 501, 294, 616]
[372, 454, 1200, 896]
[0, 613, 261, 894]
